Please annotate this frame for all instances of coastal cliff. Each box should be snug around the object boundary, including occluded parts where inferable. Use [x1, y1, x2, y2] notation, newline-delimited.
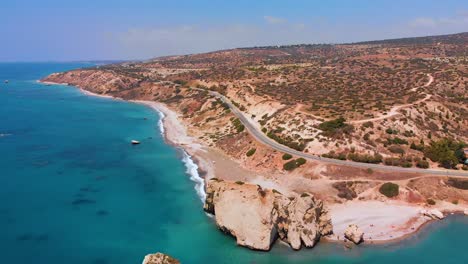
[204, 179, 333, 250]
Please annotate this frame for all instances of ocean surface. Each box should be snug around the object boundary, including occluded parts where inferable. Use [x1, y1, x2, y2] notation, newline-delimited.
[0, 62, 466, 264]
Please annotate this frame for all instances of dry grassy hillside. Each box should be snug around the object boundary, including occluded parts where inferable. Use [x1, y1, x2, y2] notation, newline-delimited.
[43, 32, 468, 171]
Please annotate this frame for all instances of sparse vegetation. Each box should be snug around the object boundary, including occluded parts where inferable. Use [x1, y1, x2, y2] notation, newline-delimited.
[231, 118, 245, 133]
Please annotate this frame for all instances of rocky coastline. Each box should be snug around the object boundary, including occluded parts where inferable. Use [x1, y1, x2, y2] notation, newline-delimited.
[40, 68, 467, 255]
[204, 178, 332, 250]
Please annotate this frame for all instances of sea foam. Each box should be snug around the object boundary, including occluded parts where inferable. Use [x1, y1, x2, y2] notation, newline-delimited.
[157, 110, 165, 135]
[155, 107, 206, 203]
[181, 150, 207, 203]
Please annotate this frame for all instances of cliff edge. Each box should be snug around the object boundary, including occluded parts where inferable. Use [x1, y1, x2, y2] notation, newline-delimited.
[204, 179, 333, 250]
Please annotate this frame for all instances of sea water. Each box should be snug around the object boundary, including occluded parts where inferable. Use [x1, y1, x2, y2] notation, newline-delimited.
[0, 63, 466, 264]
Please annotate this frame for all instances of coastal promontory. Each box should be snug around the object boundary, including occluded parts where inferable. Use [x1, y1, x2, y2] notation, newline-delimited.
[204, 178, 333, 250]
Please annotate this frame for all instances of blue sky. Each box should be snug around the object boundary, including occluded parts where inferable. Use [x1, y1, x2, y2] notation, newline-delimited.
[1, 0, 467, 61]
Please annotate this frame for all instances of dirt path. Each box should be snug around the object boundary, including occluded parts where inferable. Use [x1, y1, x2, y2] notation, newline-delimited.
[351, 74, 434, 124]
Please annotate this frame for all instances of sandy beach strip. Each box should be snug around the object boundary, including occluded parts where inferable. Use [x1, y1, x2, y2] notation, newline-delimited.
[327, 201, 431, 243]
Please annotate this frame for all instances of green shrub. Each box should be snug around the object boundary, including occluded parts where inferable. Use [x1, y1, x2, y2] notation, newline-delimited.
[283, 160, 298, 171]
[246, 148, 256, 157]
[416, 160, 429, 168]
[388, 145, 405, 155]
[387, 137, 408, 145]
[318, 117, 354, 138]
[385, 128, 398, 134]
[283, 158, 307, 171]
[446, 178, 468, 190]
[348, 153, 383, 164]
[424, 138, 465, 169]
[235, 181, 245, 185]
[231, 118, 245, 133]
[410, 142, 425, 151]
[426, 198, 436, 205]
[379, 182, 399, 198]
[296, 158, 306, 166]
[282, 153, 293, 160]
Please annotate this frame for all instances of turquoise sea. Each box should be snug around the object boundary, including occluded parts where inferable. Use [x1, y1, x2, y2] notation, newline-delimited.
[0, 62, 466, 264]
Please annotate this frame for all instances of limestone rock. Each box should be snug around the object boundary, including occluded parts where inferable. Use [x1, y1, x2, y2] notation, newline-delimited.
[421, 209, 444, 219]
[464, 209, 468, 216]
[142, 253, 179, 264]
[204, 179, 333, 251]
[344, 224, 364, 244]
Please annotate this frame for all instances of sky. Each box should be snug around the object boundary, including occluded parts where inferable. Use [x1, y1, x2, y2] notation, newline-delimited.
[1, 0, 467, 61]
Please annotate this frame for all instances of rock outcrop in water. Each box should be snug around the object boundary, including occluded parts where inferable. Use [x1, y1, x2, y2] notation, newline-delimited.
[142, 252, 180, 264]
[344, 224, 364, 244]
[204, 179, 333, 251]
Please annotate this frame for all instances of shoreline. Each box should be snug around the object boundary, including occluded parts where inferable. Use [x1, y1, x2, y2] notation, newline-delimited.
[39, 79, 465, 247]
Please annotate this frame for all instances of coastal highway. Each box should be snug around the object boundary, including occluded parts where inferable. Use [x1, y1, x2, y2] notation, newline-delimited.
[203, 89, 468, 177]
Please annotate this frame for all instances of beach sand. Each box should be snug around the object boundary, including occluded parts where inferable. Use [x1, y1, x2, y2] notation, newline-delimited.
[327, 201, 429, 243]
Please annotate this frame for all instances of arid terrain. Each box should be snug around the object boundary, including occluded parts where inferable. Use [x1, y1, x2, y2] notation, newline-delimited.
[42, 32, 467, 249]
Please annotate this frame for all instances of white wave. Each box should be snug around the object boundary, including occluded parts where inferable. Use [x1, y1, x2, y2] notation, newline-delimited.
[157, 110, 165, 136]
[181, 150, 206, 203]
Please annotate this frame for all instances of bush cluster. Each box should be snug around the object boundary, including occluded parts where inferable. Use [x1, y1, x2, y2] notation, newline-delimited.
[318, 117, 354, 138]
[424, 138, 466, 169]
[379, 182, 399, 198]
[231, 118, 245, 133]
[283, 158, 307, 171]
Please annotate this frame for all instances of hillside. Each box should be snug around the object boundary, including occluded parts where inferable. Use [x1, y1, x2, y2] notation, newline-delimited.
[43, 32, 467, 173]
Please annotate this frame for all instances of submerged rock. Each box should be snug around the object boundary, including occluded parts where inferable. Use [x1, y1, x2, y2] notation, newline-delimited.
[142, 253, 179, 264]
[204, 179, 333, 251]
[344, 224, 364, 244]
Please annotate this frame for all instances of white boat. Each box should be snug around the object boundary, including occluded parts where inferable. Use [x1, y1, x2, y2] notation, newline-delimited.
[131, 140, 140, 145]
[4, 80, 8, 83]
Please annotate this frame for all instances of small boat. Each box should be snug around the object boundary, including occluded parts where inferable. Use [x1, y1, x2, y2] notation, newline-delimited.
[4, 80, 9, 84]
[131, 140, 140, 145]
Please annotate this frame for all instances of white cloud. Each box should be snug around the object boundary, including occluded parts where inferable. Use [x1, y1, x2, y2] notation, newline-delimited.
[409, 14, 468, 28]
[409, 17, 437, 28]
[263, 15, 287, 25]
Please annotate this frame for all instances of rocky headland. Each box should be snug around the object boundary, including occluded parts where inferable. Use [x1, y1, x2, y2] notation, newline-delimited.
[204, 178, 333, 250]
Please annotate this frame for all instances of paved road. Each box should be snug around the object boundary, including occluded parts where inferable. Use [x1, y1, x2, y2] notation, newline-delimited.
[205, 90, 468, 177]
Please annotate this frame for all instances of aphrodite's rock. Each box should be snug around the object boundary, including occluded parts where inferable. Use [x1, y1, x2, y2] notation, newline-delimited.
[344, 224, 364, 244]
[421, 209, 444, 219]
[204, 179, 333, 251]
[142, 253, 179, 264]
[274, 193, 332, 249]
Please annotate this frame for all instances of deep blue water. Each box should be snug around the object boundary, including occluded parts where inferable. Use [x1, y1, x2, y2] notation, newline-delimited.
[0, 63, 467, 264]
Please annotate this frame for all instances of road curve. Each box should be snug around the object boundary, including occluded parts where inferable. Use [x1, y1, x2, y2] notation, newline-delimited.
[205, 90, 468, 177]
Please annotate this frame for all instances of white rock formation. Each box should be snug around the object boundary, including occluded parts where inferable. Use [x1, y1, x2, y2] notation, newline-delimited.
[204, 179, 333, 251]
[344, 224, 364, 244]
[420, 209, 445, 220]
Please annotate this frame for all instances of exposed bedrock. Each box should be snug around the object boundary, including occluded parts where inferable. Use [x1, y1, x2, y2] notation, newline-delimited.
[204, 179, 333, 251]
[142, 252, 180, 264]
[344, 224, 364, 244]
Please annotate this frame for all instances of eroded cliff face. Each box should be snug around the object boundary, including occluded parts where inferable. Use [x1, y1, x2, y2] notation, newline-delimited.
[204, 179, 332, 251]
